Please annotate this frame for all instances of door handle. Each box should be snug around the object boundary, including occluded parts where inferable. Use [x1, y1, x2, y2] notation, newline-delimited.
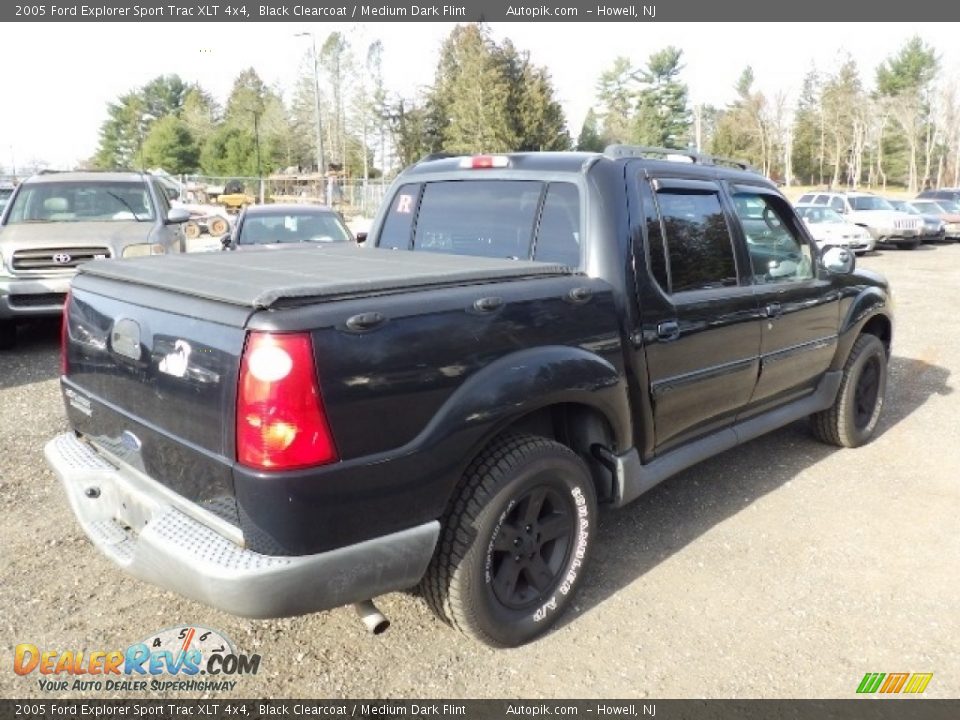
[764, 303, 782, 319]
[657, 321, 680, 341]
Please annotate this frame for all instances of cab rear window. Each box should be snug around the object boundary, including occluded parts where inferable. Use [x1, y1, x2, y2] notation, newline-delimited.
[378, 180, 582, 266]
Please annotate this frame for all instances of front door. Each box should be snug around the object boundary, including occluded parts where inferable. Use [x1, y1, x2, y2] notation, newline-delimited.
[727, 184, 840, 410]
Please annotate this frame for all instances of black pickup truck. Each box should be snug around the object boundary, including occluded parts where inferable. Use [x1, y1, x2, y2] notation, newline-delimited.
[45, 147, 893, 647]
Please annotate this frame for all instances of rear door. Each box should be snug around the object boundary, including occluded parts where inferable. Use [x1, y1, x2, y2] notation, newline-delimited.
[728, 184, 840, 410]
[632, 173, 762, 453]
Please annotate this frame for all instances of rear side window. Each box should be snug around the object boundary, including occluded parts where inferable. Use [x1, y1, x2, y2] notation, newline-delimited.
[378, 183, 421, 250]
[797, 194, 815, 204]
[656, 190, 738, 293]
[533, 183, 581, 265]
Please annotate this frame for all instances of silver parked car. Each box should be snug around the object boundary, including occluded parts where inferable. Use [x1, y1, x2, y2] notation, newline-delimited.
[0, 170, 190, 348]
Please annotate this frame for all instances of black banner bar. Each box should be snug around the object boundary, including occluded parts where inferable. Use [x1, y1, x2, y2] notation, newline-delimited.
[2, 700, 960, 720]
[4, 0, 960, 22]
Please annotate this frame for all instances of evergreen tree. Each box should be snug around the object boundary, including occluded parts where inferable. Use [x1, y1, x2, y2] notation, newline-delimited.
[181, 85, 219, 148]
[577, 109, 604, 151]
[633, 47, 691, 148]
[596, 57, 636, 144]
[791, 68, 822, 184]
[142, 116, 199, 173]
[430, 24, 516, 153]
[387, 97, 431, 167]
[876, 36, 939, 190]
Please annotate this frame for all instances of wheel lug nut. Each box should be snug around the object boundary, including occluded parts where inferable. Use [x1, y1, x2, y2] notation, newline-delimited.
[514, 538, 521, 547]
[525, 525, 532, 533]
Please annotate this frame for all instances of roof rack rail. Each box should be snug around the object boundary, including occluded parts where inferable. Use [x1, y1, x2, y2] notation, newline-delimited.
[36, 168, 146, 175]
[602, 145, 756, 173]
[416, 152, 463, 165]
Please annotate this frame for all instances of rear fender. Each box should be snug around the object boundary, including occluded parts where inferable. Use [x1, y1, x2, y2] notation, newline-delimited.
[415, 345, 631, 456]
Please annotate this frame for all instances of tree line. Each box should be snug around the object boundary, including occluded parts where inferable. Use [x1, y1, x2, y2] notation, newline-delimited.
[579, 36, 953, 192]
[91, 25, 957, 193]
[91, 24, 569, 179]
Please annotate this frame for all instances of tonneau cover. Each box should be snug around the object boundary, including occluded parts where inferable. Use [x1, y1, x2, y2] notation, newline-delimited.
[77, 245, 573, 309]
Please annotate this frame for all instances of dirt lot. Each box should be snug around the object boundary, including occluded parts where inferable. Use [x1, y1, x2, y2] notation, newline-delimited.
[1, 245, 958, 700]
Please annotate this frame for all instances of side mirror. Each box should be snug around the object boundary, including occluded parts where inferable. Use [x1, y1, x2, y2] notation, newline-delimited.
[355, 231, 368, 246]
[821, 246, 855, 275]
[166, 207, 191, 224]
[220, 234, 233, 250]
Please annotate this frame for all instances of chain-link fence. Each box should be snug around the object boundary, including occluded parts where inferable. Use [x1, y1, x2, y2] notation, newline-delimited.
[178, 174, 389, 218]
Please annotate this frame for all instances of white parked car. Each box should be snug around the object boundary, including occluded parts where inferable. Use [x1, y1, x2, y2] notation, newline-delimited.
[794, 204, 876, 254]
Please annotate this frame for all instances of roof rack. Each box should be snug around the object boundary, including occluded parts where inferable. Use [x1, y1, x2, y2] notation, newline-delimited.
[36, 168, 147, 175]
[416, 152, 463, 165]
[603, 145, 756, 172]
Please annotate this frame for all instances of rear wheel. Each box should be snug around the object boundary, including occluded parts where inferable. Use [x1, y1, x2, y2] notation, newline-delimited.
[811, 334, 887, 448]
[421, 434, 597, 647]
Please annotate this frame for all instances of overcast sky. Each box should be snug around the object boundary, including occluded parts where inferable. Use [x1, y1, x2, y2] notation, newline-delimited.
[3, 22, 960, 169]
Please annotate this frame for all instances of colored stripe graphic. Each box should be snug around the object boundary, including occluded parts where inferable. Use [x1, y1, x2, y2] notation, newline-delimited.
[879, 673, 909, 693]
[857, 673, 885, 693]
[903, 673, 934, 694]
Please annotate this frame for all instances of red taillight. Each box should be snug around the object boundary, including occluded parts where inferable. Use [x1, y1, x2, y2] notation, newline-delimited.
[236, 332, 338, 471]
[60, 290, 71, 376]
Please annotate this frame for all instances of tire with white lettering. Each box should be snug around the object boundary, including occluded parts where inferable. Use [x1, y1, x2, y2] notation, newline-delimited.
[421, 433, 596, 647]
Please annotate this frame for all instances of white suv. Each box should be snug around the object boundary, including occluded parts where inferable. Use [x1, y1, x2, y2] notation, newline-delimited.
[796, 191, 922, 249]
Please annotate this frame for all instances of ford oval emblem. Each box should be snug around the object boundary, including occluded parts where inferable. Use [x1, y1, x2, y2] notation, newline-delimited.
[120, 431, 142, 453]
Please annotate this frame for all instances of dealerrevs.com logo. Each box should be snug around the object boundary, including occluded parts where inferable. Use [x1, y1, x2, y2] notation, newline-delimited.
[14, 625, 261, 693]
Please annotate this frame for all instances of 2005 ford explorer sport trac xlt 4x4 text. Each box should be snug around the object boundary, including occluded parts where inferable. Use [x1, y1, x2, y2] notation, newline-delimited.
[45, 146, 893, 647]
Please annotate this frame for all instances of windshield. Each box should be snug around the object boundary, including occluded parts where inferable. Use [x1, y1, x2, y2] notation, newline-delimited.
[889, 200, 919, 215]
[849, 196, 893, 211]
[0, 187, 12, 213]
[5, 180, 155, 223]
[923, 199, 959, 213]
[238, 211, 352, 245]
[797, 206, 844, 224]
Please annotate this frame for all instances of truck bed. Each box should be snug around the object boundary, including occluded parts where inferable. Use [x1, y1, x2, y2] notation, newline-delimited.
[78, 245, 574, 309]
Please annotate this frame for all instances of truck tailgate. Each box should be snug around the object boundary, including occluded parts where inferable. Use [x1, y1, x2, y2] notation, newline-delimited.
[62, 275, 251, 520]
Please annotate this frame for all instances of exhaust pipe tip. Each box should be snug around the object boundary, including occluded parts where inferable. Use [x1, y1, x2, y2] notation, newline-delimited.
[354, 599, 390, 635]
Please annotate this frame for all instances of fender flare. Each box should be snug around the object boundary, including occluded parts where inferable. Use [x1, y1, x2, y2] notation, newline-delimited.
[411, 344, 632, 456]
[831, 287, 892, 371]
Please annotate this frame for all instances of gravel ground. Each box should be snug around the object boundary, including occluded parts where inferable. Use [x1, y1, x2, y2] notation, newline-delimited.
[1, 245, 958, 700]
